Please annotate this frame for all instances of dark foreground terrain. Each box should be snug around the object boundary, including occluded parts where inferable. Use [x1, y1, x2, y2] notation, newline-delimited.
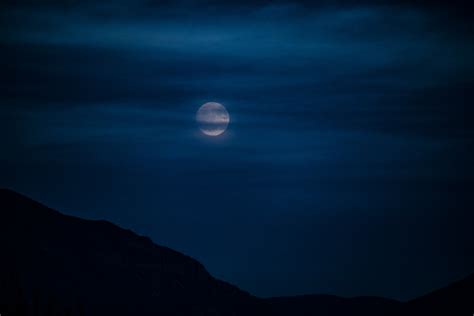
[0, 188, 472, 315]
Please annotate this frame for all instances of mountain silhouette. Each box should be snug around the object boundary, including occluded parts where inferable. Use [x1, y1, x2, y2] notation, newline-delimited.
[406, 271, 474, 315]
[0, 188, 472, 315]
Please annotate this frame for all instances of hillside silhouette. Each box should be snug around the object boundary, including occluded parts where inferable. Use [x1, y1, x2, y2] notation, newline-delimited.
[0, 188, 472, 315]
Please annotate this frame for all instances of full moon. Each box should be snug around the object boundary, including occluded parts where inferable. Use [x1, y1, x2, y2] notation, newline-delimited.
[196, 102, 230, 136]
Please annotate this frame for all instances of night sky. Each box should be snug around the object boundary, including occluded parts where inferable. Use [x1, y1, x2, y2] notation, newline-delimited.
[1, 0, 474, 301]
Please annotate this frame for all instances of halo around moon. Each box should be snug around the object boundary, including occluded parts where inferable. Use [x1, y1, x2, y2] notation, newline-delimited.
[196, 102, 230, 136]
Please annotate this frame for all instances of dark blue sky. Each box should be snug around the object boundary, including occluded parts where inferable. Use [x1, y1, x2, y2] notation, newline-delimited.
[1, 0, 473, 300]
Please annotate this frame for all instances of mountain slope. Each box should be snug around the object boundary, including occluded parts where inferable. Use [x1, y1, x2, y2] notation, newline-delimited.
[406, 272, 474, 315]
[1, 188, 473, 315]
[0, 188, 265, 315]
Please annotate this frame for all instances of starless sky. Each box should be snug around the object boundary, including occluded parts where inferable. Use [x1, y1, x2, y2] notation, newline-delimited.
[1, 0, 474, 300]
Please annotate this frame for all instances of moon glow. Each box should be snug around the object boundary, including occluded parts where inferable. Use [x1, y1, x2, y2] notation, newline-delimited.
[196, 102, 230, 136]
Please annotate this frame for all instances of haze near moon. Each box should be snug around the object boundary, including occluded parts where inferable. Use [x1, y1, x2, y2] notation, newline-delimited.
[196, 102, 230, 136]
